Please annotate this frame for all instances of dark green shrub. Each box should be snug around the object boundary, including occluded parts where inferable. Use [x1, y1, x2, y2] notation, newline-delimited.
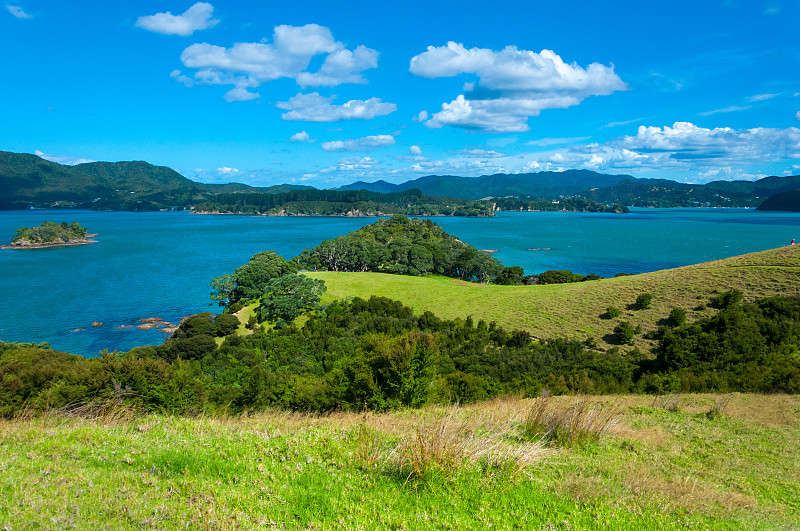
[635, 293, 653, 310]
[717, 289, 743, 308]
[605, 306, 622, 319]
[614, 321, 636, 345]
[214, 314, 240, 336]
[668, 308, 687, 327]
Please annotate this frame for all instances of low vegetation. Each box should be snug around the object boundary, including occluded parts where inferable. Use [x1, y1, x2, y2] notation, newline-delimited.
[10, 221, 88, 245]
[1, 394, 797, 529]
[310, 244, 800, 349]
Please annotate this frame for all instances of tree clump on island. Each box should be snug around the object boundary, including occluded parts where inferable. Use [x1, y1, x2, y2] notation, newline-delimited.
[11, 221, 89, 246]
[296, 214, 503, 283]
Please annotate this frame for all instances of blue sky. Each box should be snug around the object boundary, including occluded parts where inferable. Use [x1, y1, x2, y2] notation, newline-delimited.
[2, 1, 799, 187]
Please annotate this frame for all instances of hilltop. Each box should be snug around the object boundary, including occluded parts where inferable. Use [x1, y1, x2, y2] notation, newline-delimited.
[308, 244, 800, 350]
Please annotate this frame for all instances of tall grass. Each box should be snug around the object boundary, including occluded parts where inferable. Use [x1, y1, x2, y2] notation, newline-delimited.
[523, 396, 620, 447]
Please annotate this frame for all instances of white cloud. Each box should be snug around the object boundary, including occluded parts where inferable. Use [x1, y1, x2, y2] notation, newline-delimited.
[696, 167, 764, 182]
[409, 145, 423, 156]
[321, 135, 395, 152]
[526, 136, 591, 147]
[698, 105, 751, 116]
[289, 131, 312, 143]
[796, 111, 800, 121]
[410, 42, 627, 132]
[602, 118, 642, 129]
[412, 110, 428, 122]
[462, 148, 504, 158]
[277, 92, 396, 122]
[5, 4, 32, 18]
[170, 69, 194, 86]
[136, 2, 218, 36]
[321, 156, 379, 172]
[515, 122, 800, 180]
[34, 150, 95, 165]
[747, 93, 779, 102]
[223, 87, 259, 101]
[177, 24, 378, 100]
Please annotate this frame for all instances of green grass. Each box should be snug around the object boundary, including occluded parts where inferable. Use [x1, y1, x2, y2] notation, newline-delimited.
[307, 244, 800, 349]
[1, 394, 798, 529]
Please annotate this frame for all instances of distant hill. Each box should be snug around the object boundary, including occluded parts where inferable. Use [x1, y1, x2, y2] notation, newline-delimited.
[341, 171, 800, 208]
[0, 151, 313, 210]
[757, 190, 800, 212]
[338, 170, 631, 199]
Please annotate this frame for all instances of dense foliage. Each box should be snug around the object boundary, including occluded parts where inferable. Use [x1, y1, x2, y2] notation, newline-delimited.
[11, 221, 88, 245]
[296, 214, 503, 282]
[193, 189, 493, 217]
[210, 251, 299, 308]
[3, 294, 799, 417]
[494, 198, 627, 213]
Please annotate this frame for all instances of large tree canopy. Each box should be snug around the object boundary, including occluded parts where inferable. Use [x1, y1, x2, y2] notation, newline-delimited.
[211, 251, 298, 307]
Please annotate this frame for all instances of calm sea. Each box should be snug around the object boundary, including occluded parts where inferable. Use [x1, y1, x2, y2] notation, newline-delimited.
[1, 208, 798, 355]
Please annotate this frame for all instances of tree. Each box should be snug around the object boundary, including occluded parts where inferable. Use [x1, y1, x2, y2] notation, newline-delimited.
[210, 251, 297, 307]
[494, 266, 525, 285]
[259, 274, 327, 323]
[717, 289, 743, 308]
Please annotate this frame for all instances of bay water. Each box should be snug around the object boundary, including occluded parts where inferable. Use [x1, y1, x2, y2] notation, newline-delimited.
[1, 208, 798, 355]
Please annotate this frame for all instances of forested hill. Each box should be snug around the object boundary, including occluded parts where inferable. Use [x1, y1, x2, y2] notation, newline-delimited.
[756, 189, 800, 212]
[0, 151, 312, 210]
[337, 170, 632, 199]
[297, 214, 503, 281]
[339, 170, 800, 208]
[192, 189, 494, 217]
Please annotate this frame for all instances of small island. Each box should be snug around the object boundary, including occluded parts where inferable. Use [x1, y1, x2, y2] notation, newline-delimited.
[2, 221, 96, 249]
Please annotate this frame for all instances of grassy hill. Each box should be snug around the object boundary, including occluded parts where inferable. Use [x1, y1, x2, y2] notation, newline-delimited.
[1, 394, 797, 529]
[308, 244, 800, 349]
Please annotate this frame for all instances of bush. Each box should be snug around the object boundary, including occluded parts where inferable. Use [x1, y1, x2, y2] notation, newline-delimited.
[614, 321, 636, 345]
[214, 314, 240, 336]
[668, 308, 687, 327]
[717, 289, 743, 308]
[635, 293, 653, 310]
[605, 306, 622, 319]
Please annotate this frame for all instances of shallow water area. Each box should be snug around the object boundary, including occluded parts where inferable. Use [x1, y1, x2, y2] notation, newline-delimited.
[1, 208, 798, 355]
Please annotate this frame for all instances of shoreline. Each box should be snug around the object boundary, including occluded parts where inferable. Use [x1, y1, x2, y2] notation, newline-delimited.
[0, 238, 97, 250]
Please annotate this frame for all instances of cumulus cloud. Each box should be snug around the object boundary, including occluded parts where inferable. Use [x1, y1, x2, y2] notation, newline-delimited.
[224, 87, 259, 101]
[516, 122, 800, 181]
[321, 135, 395, 152]
[136, 2, 218, 36]
[277, 92, 396, 122]
[320, 156, 379, 172]
[410, 42, 627, 132]
[289, 131, 312, 142]
[176, 24, 379, 100]
[409, 145, 423, 156]
[5, 4, 32, 18]
[34, 150, 95, 165]
[412, 110, 428, 122]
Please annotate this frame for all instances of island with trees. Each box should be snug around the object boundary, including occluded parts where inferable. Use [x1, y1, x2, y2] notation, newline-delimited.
[2, 221, 95, 249]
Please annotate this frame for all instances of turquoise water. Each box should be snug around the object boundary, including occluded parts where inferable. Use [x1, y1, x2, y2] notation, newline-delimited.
[1, 208, 798, 355]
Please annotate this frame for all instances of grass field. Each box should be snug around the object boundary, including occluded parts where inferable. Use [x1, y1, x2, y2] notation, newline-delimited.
[1, 394, 798, 530]
[307, 244, 800, 349]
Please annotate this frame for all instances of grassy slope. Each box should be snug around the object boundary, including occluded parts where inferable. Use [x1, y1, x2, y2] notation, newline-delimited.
[1, 394, 797, 530]
[308, 244, 800, 349]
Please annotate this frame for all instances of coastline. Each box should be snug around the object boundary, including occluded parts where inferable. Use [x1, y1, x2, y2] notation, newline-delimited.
[1, 236, 97, 250]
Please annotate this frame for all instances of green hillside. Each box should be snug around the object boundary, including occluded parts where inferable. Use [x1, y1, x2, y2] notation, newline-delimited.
[757, 189, 800, 212]
[308, 244, 800, 349]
